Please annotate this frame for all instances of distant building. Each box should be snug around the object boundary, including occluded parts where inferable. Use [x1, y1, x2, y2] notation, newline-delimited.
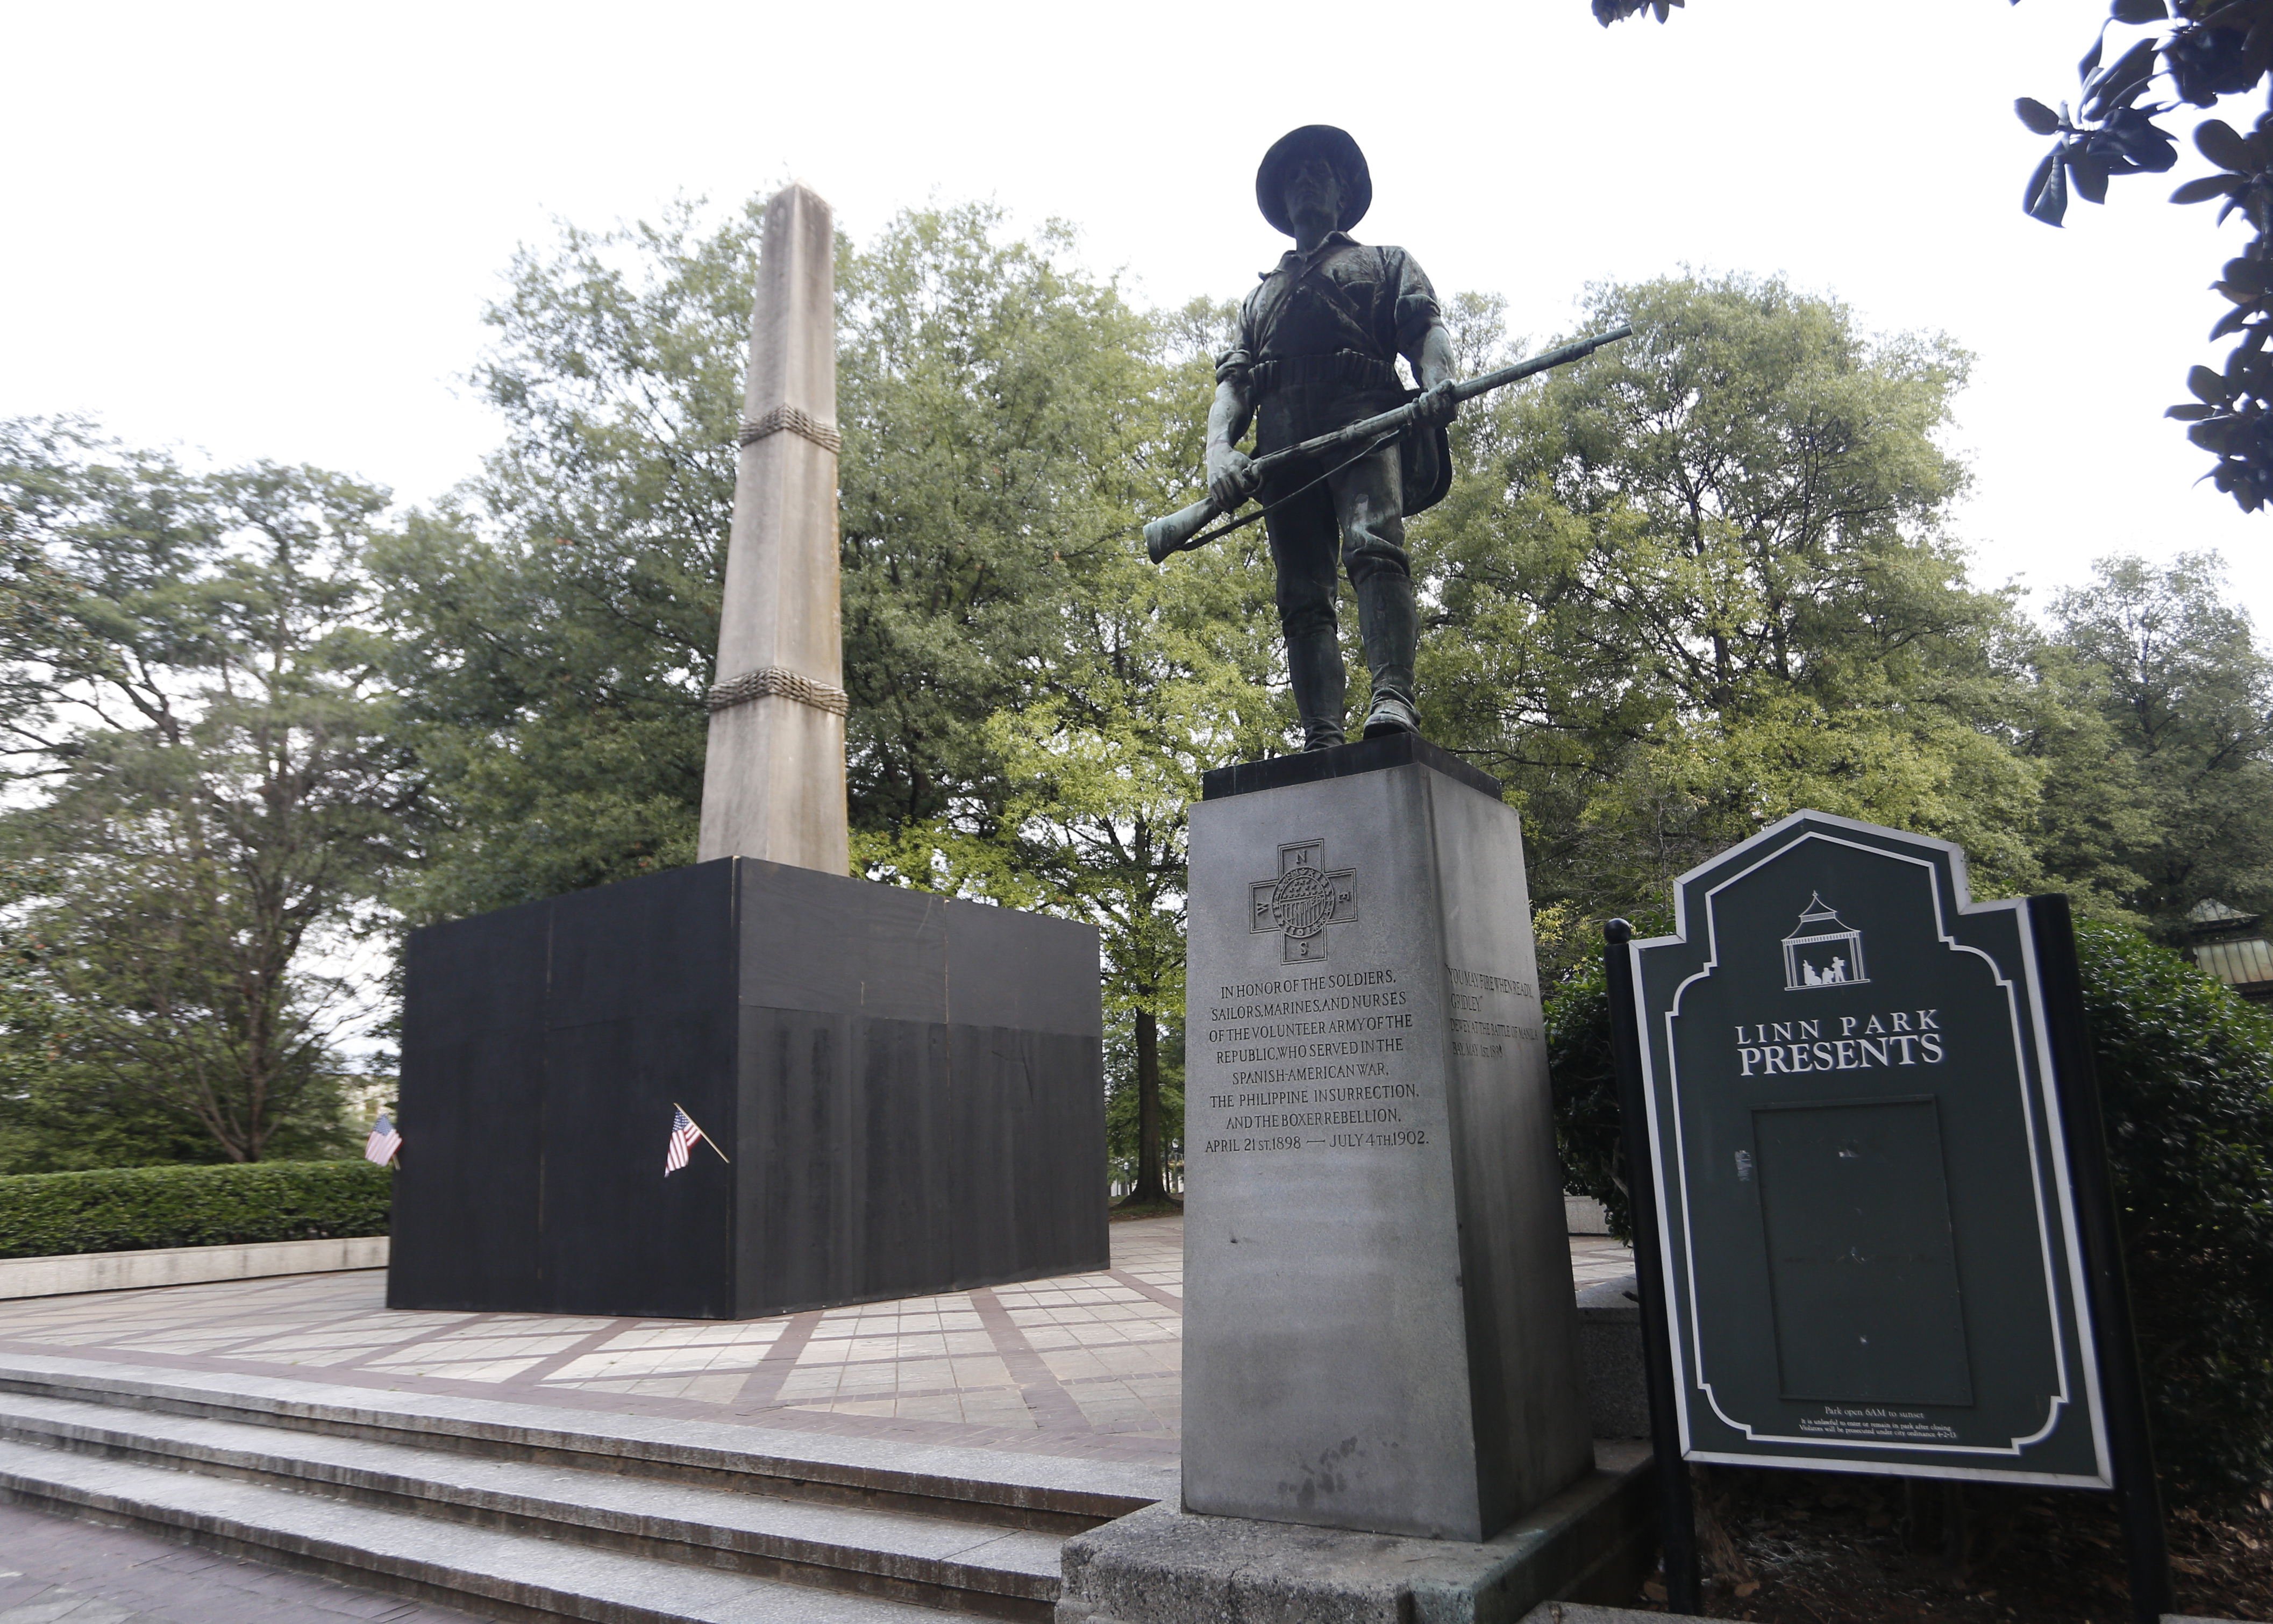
[2184, 900, 2273, 1003]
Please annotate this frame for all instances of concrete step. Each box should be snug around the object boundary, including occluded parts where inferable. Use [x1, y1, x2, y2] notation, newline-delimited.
[0, 1433, 956, 1623]
[0, 1352, 1173, 1532]
[0, 1388, 1059, 1618]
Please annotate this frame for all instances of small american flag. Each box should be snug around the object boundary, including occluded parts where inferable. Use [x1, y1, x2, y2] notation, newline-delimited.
[364, 1114, 402, 1167]
[664, 1107, 703, 1175]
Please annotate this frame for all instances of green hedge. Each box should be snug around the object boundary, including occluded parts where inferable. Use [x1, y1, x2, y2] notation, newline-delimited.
[1546, 918, 2273, 1509]
[0, 1160, 391, 1260]
[2073, 922, 2273, 1511]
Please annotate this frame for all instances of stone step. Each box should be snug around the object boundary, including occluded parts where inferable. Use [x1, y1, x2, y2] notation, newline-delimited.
[0, 1388, 1059, 1618]
[0, 1352, 1173, 1532]
[0, 1433, 958, 1623]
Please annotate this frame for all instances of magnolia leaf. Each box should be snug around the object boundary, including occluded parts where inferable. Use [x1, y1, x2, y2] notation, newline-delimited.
[2224, 256, 2273, 291]
[2099, 106, 2181, 170]
[2196, 118, 2255, 172]
[2070, 151, 2113, 203]
[2190, 364, 2230, 402]
[2167, 403, 2218, 419]
[2212, 303, 2254, 339]
[2083, 37, 2160, 117]
[2245, 19, 2273, 80]
[2171, 173, 2242, 202]
[2026, 148, 2070, 224]
[2080, 22, 2109, 82]
[2188, 418, 2238, 450]
[2111, 0, 2168, 19]
[2017, 96, 2063, 134]
[2136, 131, 2182, 171]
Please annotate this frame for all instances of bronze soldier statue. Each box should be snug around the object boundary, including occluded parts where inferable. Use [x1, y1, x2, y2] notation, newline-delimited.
[1205, 125, 1460, 750]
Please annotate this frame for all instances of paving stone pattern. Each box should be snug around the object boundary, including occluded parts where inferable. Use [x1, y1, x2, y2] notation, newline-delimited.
[0, 1222, 1631, 1475]
[1564, 1235, 1634, 1293]
[0, 1221, 1635, 1618]
[0, 1220, 1192, 1476]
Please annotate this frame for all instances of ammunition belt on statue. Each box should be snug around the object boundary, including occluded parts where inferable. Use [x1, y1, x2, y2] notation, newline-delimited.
[1248, 350, 1402, 401]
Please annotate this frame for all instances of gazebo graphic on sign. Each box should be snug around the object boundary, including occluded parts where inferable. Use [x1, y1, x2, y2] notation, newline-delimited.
[1782, 894, 1868, 991]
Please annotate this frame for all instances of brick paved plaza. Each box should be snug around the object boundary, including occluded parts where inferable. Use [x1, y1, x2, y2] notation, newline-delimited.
[0, 1219, 1636, 1619]
[0, 1220, 1635, 1469]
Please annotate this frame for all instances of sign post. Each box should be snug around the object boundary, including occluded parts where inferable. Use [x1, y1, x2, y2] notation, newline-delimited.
[1605, 915, 1702, 1613]
[1605, 811, 2170, 1621]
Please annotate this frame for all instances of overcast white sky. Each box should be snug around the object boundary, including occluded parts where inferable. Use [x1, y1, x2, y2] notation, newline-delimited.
[4, 0, 2266, 628]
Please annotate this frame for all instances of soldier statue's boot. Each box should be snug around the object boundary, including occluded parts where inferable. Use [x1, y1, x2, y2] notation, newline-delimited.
[1285, 623, 1347, 751]
[1357, 572, 1420, 738]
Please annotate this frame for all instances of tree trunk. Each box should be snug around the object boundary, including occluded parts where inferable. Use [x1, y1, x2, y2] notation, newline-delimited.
[1132, 1005, 1166, 1203]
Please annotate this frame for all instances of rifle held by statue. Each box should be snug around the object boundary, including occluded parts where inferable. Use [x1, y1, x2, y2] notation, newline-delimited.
[1143, 323, 1633, 564]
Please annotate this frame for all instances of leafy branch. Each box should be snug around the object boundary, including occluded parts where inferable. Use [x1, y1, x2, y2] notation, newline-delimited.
[1595, 0, 2273, 513]
[2009, 1, 2273, 507]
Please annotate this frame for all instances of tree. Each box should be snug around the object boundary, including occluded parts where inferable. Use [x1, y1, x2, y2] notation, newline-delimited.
[373, 202, 749, 922]
[837, 236, 1287, 1208]
[0, 422, 405, 1162]
[1417, 274, 2047, 971]
[979, 453, 1291, 1205]
[2046, 551, 2273, 931]
[2008, 0, 2273, 510]
[850, 288, 1291, 1205]
[838, 208, 1194, 841]
[0, 420, 124, 761]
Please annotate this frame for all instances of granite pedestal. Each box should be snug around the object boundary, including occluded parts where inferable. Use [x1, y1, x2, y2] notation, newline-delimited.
[1575, 1276, 1649, 1441]
[1180, 733, 1593, 1542]
[1059, 1442, 1655, 1624]
[388, 857, 1106, 1320]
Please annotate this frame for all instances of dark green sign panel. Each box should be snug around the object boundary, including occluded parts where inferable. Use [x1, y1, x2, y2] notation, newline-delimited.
[1628, 811, 2111, 1486]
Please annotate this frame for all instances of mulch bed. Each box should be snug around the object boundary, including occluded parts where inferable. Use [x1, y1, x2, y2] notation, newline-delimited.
[1628, 1466, 2272, 1622]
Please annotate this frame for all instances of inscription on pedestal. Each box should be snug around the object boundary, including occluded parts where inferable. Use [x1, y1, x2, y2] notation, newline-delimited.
[1447, 964, 1543, 1060]
[1192, 959, 1545, 1158]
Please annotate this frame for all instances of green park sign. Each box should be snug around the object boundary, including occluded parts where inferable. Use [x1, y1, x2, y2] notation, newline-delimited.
[1621, 811, 2112, 1486]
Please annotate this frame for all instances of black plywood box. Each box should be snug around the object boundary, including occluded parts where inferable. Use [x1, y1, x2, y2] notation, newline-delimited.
[387, 858, 1108, 1319]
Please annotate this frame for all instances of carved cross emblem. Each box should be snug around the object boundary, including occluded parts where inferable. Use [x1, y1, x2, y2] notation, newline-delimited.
[1251, 839, 1358, 963]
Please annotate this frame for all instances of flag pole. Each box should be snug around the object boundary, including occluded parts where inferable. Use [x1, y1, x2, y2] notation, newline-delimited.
[675, 1102, 732, 1164]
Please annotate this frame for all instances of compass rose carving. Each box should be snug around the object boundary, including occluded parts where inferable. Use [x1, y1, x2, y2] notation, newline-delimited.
[1250, 839, 1358, 963]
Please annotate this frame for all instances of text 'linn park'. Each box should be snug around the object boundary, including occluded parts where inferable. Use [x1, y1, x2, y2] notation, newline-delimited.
[1730, 1011, 1946, 1076]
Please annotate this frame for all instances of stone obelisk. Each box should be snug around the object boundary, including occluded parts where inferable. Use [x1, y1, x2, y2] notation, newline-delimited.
[698, 183, 850, 873]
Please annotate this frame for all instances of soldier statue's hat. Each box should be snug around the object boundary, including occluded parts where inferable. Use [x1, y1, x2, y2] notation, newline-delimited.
[1255, 125, 1372, 237]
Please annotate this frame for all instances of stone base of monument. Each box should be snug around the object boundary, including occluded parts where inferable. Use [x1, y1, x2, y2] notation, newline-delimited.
[1180, 732, 1595, 1541]
[1577, 1274, 1650, 1441]
[1056, 1441, 1655, 1624]
[388, 856, 1105, 1319]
